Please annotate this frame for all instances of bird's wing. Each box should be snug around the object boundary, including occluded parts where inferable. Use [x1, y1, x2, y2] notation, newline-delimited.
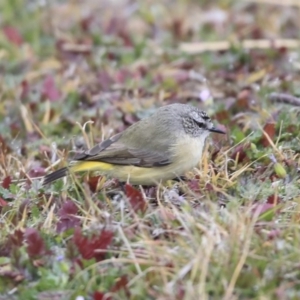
[72, 133, 172, 167]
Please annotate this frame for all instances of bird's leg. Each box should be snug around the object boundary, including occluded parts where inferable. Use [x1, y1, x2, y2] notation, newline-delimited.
[172, 176, 186, 182]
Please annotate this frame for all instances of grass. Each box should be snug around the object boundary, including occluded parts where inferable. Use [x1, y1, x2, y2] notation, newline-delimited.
[1, 0, 300, 299]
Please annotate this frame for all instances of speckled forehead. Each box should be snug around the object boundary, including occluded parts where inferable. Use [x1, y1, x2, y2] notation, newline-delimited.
[189, 109, 210, 120]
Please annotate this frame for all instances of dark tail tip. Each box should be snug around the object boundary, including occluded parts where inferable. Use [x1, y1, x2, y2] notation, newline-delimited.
[43, 167, 68, 185]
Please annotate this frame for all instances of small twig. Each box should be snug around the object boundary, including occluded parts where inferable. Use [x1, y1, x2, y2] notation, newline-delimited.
[76, 120, 94, 149]
[20, 105, 33, 133]
[45, 158, 62, 172]
[42, 100, 51, 124]
[180, 39, 300, 54]
[269, 92, 300, 107]
[61, 43, 92, 54]
[245, 0, 300, 7]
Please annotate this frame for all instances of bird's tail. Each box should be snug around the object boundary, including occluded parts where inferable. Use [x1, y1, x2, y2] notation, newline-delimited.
[43, 167, 68, 185]
[42, 161, 113, 185]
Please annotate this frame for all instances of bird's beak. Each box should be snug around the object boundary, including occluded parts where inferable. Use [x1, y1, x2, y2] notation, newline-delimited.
[209, 126, 226, 134]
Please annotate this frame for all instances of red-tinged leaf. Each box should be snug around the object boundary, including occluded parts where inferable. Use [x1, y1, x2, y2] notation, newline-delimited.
[26, 132, 40, 144]
[105, 16, 121, 35]
[107, 51, 117, 61]
[93, 291, 111, 300]
[58, 200, 78, 216]
[230, 143, 250, 163]
[187, 179, 201, 193]
[211, 148, 222, 162]
[97, 71, 114, 91]
[125, 184, 147, 213]
[25, 228, 46, 257]
[260, 122, 276, 147]
[56, 201, 80, 233]
[105, 16, 132, 47]
[268, 229, 281, 240]
[214, 110, 230, 123]
[286, 124, 297, 134]
[28, 101, 37, 113]
[2, 26, 23, 46]
[87, 176, 102, 193]
[80, 16, 93, 32]
[0, 197, 8, 207]
[267, 194, 282, 205]
[170, 18, 184, 39]
[251, 203, 281, 222]
[0, 270, 24, 283]
[0, 230, 24, 256]
[10, 123, 21, 138]
[18, 199, 30, 217]
[115, 68, 133, 84]
[144, 186, 157, 199]
[0, 242, 9, 257]
[10, 229, 24, 247]
[0, 229, 24, 256]
[73, 228, 113, 261]
[122, 113, 139, 126]
[111, 275, 130, 298]
[33, 258, 45, 267]
[236, 88, 252, 109]
[73, 257, 84, 270]
[39, 144, 52, 154]
[111, 275, 128, 292]
[252, 203, 273, 215]
[102, 108, 115, 125]
[20, 80, 30, 100]
[28, 167, 46, 178]
[205, 183, 214, 192]
[0, 135, 11, 154]
[176, 284, 186, 300]
[284, 158, 297, 168]
[42, 75, 61, 102]
[136, 65, 148, 77]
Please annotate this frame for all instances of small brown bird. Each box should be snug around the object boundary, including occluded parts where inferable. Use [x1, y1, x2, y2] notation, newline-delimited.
[43, 103, 225, 185]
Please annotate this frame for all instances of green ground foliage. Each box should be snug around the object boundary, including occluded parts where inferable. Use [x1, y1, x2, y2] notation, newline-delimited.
[1, 0, 300, 299]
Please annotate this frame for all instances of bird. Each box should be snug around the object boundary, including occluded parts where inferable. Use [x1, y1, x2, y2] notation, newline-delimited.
[43, 103, 225, 186]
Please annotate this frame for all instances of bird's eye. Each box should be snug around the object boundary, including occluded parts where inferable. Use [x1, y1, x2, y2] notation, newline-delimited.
[195, 120, 205, 128]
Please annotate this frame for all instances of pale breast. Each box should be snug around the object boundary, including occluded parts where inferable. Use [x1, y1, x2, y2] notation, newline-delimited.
[170, 132, 208, 175]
